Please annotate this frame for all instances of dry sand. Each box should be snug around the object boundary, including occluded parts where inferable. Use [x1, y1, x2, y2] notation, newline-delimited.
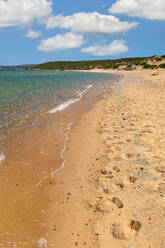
[46, 68, 165, 248]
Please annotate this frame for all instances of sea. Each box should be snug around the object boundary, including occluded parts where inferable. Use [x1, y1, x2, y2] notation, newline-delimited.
[0, 70, 119, 247]
[0, 70, 119, 148]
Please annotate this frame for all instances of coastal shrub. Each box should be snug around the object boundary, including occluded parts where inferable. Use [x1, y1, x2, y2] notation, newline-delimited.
[155, 57, 162, 61]
[29, 55, 165, 71]
[140, 62, 147, 66]
[159, 63, 165, 68]
[131, 61, 141, 65]
[143, 64, 157, 69]
[113, 64, 120, 69]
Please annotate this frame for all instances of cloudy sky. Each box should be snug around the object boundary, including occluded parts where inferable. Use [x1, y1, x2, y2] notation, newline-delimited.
[0, 0, 165, 65]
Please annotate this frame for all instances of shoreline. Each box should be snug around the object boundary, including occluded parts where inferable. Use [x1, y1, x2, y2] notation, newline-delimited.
[47, 68, 165, 247]
[0, 68, 165, 246]
[0, 70, 120, 247]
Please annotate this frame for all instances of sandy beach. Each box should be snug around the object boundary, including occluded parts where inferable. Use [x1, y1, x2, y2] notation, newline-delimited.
[1, 0, 165, 246]
[47, 68, 165, 248]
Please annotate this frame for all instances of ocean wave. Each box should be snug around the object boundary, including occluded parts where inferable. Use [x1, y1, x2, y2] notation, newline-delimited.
[49, 98, 80, 114]
[49, 84, 93, 114]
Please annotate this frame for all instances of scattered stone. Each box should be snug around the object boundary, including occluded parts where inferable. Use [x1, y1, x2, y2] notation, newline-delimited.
[112, 197, 123, 208]
[103, 188, 109, 194]
[129, 220, 141, 233]
[101, 169, 107, 175]
[113, 166, 120, 172]
[115, 182, 124, 189]
[129, 176, 137, 183]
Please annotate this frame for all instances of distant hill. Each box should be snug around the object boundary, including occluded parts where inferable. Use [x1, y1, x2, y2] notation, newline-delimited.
[27, 55, 165, 71]
[0, 64, 36, 71]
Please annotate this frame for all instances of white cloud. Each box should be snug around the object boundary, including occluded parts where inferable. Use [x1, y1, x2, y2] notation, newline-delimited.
[0, 0, 52, 28]
[46, 12, 138, 35]
[38, 32, 84, 52]
[109, 0, 165, 20]
[25, 29, 41, 39]
[81, 40, 128, 56]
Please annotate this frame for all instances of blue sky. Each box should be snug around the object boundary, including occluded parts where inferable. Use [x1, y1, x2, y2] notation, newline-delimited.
[0, 0, 165, 65]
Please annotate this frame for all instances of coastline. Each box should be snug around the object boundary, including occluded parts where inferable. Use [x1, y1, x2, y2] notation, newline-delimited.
[47, 68, 165, 247]
[0, 70, 119, 247]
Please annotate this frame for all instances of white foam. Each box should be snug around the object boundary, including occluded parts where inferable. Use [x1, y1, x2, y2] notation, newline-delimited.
[49, 84, 93, 114]
[51, 122, 73, 177]
[49, 98, 79, 114]
[78, 84, 93, 99]
[0, 153, 5, 163]
[86, 84, 93, 90]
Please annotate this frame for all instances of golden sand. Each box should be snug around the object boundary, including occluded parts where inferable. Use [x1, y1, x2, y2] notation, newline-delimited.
[0, 68, 165, 247]
[47, 69, 165, 248]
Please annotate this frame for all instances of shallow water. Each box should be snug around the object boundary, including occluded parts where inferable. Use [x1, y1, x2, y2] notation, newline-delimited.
[0, 70, 118, 149]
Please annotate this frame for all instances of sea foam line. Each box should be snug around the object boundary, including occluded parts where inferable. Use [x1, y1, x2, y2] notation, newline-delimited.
[19, 122, 73, 195]
[49, 84, 93, 114]
[0, 153, 5, 163]
[51, 121, 73, 177]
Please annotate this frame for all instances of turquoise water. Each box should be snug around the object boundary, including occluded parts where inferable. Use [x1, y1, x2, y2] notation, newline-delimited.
[0, 70, 118, 146]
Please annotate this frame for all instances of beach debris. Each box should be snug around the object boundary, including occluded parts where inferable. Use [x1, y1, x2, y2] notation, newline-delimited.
[151, 70, 158, 76]
[137, 153, 141, 162]
[0, 153, 5, 163]
[38, 238, 47, 248]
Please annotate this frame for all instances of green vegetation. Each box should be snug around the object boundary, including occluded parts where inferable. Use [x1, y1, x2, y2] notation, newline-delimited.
[143, 64, 158, 69]
[159, 63, 165, 68]
[155, 57, 162, 61]
[28, 55, 165, 71]
[140, 62, 147, 66]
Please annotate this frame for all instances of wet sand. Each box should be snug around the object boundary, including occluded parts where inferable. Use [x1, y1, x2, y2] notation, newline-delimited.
[47, 69, 165, 248]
